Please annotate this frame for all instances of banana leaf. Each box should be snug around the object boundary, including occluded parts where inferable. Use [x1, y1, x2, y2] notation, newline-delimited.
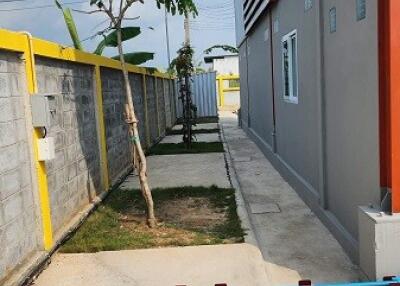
[112, 52, 154, 65]
[55, 0, 83, 51]
[94, 27, 141, 55]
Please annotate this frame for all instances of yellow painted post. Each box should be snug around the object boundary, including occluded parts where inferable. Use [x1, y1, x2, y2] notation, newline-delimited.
[94, 65, 110, 191]
[154, 77, 161, 137]
[218, 77, 224, 107]
[21, 32, 53, 250]
[142, 74, 151, 147]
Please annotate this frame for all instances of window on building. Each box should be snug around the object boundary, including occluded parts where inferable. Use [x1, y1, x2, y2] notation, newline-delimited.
[330, 7, 337, 33]
[281, 30, 298, 104]
[305, 0, 312, 11]
[228, 79, 240, 88]
[356, 0, 366, 21]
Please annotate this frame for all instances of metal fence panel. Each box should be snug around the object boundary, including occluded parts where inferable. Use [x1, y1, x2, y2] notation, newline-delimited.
[175, 71, 218, 118]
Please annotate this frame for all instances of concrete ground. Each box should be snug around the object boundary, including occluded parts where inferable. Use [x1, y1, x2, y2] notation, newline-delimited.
[32, 117, 361, 286]
[160, 132, 220, 144]
[220, 111, 360, 285]
[120, 153, 230, 189]
[172, 123, 219, 131]
[34, 244, 269, 286]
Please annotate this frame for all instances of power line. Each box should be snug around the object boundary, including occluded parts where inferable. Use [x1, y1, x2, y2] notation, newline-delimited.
[0, 0, 29, 3]
[0, 0, 86, 12]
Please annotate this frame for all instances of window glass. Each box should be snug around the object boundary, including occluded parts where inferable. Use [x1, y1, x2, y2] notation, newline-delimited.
[356, 0, 366, 21]
[281, 30, 298, 104]
[330, 7, 337, 33]
[228, 79, 240, 88]
[282, 40, 290, 98]
[291, 34, 297, 98]
[305, 0, 312, 11]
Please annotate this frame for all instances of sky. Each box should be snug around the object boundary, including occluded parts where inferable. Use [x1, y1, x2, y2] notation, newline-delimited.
[0, 0, 236, 70]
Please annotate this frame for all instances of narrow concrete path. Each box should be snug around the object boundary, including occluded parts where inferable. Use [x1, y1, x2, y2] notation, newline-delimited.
[220, 112, 360, 285]
[160, 132, 220, 144]
[172, 123, 219, 131]
[120, 153, 230, 189]
[34, 244, 269, 286]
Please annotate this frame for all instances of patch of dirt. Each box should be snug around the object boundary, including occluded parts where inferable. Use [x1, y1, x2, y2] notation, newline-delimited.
[118, 197, 231, 247]
[157, 197, 226, 230]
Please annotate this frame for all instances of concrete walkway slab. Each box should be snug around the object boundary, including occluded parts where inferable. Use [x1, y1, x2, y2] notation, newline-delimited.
[220, 111, 360, 285]
[160, 133, 220, 144]
[172, 123, 219, 131]
[34, 244, 269, 286]
[120, 153, 230, 190]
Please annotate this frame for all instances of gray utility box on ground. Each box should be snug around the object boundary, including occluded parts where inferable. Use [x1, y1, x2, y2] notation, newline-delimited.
[31, 94, 56, 127]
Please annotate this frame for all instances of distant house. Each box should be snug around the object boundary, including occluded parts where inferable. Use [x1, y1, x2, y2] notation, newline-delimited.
[234, 0, 400, 279]
[204, 54, 239, 75]
[204, 54, 240, 110]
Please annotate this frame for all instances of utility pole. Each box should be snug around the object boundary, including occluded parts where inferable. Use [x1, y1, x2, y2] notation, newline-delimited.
[184, 12, 190, 46]
[182, 10, 193, 148]
[164, 6, 171, 67]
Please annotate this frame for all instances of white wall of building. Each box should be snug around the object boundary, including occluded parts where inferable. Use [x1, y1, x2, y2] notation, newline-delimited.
[213, 56, 239, 75]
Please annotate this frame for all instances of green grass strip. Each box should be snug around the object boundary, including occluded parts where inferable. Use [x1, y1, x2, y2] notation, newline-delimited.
[147, 142, 224, 156]
[166, 128, 220, 135]
[60, 186, 245, 253]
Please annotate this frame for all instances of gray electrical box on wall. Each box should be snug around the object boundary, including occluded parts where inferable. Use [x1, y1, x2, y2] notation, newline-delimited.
[31, 94, 55, 127]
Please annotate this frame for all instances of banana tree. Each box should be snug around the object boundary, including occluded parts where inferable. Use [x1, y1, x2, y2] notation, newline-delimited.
[94, 27, 155, 65]
[55, 1, 155, 66]
[55, 0, 83, 50]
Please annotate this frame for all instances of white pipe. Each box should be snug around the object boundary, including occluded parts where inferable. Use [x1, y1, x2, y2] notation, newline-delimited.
[18, 31, 37, 94]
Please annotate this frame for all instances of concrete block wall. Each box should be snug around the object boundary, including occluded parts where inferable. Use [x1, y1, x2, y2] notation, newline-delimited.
[0, 46, 176, 284]
[101, 68, 131, 183]
[0, 51, 39, 281]
[35, 57, 102, 235]
[100, 69, 173, 184]
[146, 76, 159, 144]
[129, 73, 146, 148]
[101, 68, 161, 183]
[156, 78, 166, 136]
[164, 78, 172, 129]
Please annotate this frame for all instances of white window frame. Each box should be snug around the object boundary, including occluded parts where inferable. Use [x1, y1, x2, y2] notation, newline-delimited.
[281, 29, 299, 104]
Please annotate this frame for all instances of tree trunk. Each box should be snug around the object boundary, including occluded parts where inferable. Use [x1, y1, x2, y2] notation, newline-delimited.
[116, 26, 156, 227]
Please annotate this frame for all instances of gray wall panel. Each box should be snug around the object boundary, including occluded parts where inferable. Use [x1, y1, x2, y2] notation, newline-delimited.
[322, 0, 380, 239]
[236, 0, 381, 261]
[271, 0, 320, 192]
[247, 12, 274, 148]
[239, 43, 249, 127]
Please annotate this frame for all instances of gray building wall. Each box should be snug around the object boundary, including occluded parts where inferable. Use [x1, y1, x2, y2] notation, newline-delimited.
[36, 58, 102, 235]
[246, 12, 275, 148]
[0, 51, 40, 280]
[271, 0, 320, 194]
[237, 0, 380, 262]
[322, 0, 380, 238]
[239, 44, 249, 127]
